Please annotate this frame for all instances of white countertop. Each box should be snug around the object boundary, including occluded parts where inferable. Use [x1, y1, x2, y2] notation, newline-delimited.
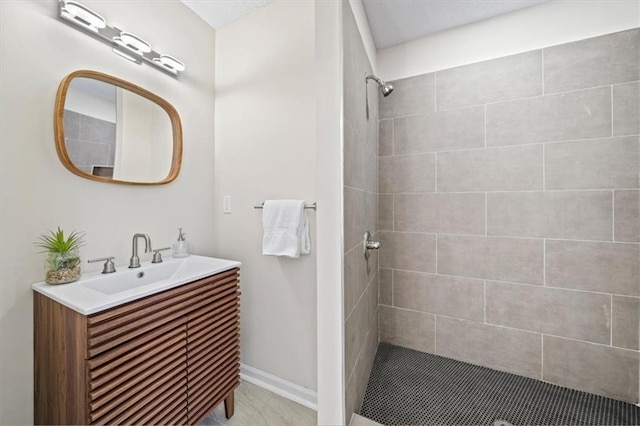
[32, 255, 241, 315]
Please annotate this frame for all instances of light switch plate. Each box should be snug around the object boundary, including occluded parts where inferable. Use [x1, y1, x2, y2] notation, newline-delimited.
[223, 196, 232, 214]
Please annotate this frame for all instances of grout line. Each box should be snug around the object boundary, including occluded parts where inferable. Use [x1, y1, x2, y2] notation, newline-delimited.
[612, 190, 616, 241]
[484, 193, 488, 236]
[434, 152, 438, 193]
[391, 118, 395, 156]
[391, 269, 394, 307]
[611, 85, 614, 137]
[434, 314, 437, 353]
[379, 134, 640, 158]
[610, 294, 614, 346]
[540, 334, 544, 379]
[435, 233, 438, 274]
[378, 188, 639, 195]
[483, 280, 487, 323]
[434, 73, 438, 112]
[380, 230, 640, 245]
[392, 194, 395, 232]
[542, 143, 546, 190]
[543, 239, 546, 286]
[541, 49, 545, 95]
[385, 267, 640, 298]
[430, 83, 618, 114]
[484, 105, 487, 148]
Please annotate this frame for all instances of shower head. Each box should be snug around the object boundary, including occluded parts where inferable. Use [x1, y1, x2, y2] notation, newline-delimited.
[365, 73, 394, 97]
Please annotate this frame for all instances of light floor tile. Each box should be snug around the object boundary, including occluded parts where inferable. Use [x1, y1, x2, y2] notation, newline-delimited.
[201, 381, 316, 426]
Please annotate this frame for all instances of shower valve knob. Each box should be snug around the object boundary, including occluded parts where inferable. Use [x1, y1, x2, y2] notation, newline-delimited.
[363, 231, 381, 259]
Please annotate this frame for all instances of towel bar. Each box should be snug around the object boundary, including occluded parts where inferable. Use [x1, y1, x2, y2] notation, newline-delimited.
[254, 202, 317, 211]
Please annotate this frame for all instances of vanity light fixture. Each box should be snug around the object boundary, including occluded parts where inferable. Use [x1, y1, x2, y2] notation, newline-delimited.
[60, 0, 106, 33]
[58, 0, 186, 77]
[153, 55, 186, 74]
[113, 32, 152, 56]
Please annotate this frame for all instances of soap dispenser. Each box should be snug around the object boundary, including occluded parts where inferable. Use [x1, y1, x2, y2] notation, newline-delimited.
[172, 228, 190, 258]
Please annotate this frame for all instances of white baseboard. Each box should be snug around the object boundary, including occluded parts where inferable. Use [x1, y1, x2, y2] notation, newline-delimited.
[240, 363, 318, 411]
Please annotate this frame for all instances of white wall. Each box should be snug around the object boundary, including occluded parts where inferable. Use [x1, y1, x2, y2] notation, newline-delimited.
[213, 0, 318, 393]
[378, 0, 640, 81]
[66, 85, 116, 122]
[0, 1, 215, 423]
[315, 0, 346, 422]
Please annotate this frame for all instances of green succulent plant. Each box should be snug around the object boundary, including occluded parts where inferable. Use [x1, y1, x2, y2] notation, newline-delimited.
[36, 227, 85, 271]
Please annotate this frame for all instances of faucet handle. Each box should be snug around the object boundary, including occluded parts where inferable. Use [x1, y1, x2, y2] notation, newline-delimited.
[88, 256, 116, 274]
[151, 247, 171, 264]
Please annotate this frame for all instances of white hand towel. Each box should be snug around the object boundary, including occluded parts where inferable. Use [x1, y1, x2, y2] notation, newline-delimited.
[262, 200, 311, 258]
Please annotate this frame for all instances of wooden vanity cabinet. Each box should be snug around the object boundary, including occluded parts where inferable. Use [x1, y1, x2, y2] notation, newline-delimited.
[34, 268, 240, 425]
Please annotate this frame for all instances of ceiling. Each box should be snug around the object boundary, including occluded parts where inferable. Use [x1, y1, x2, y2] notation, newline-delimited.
[363, 0, 551, 49]
[181, 0, 551, 49]
[181, 0, 273, 29]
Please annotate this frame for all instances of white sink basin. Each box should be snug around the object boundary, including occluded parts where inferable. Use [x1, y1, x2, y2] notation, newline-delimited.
[32, 255, 241, 314]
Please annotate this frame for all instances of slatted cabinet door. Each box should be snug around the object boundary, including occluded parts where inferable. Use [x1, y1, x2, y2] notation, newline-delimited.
[186, 269, 241, 424]
[34, 267, 241, 426]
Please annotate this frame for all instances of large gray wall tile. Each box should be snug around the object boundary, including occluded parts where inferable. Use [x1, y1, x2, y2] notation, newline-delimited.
[344, 119, 377, 192]
[379, 305, 435, 352]
[380, 74, 435, 119]
[63, 110, 80, 139]
[393, 270, 484, 321]
[65, 139, 110, 167]
[486, 87, 611, 146]
[486, 281, 611, 344]
[613, 81, 640, 136]
[487, 191, 612, 240]
[438, 235, 543, 284]
[344, 244, 376, 318]
[79, 114, 116, 144]
[544, 29, 639, 93]
[343, 6, 371, 138]
[394, 193, 485, 234]
[437, 145, 543, 192]
[379, 268, 392, 306]
[612, 296, 640, 350]
[380, 232, 436, 273]
[379, 194, 393, 231]
[379, 154, 435, 193]
[615, 190, 640, 242]
[379, 119, 393, 156]
[436, 317, 542, 379]
[394, 106, 485, 154]
[545, 136, 639, 190]
[345, 281, 369, 379]
[345, 290, 378, 420]
[344, 187, 377, 252]
[543, 336, 639, 403]
[436, 50, 542, 110]
[545, 240, 640, 297]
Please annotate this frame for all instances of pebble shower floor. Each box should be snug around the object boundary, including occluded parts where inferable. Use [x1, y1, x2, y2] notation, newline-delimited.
[359, 343, 639, 426]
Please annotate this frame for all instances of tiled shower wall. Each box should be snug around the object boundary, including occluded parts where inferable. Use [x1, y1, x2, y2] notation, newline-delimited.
[378, 28, 640, 403]
[343, 2, 379, 420]
[63, 109, 116, 174]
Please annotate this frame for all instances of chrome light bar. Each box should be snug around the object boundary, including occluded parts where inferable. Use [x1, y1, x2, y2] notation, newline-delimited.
[58, 0, 186, 77]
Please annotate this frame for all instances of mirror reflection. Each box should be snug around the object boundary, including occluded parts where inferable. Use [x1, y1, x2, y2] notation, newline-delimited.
[55, 71, 181, 185]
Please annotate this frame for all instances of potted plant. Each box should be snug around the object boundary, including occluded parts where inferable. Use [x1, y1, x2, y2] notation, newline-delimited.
[36, 227, 85, 284]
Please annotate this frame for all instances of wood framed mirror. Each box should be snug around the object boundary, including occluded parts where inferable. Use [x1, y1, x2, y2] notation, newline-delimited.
[54, 70, 182, 185]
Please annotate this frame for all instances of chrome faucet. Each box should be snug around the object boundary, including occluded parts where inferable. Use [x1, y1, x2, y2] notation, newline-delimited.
[129, 233, 152, 268]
